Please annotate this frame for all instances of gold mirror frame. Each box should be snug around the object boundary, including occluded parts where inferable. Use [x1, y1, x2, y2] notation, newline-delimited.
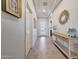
[59, 10, 69, 24]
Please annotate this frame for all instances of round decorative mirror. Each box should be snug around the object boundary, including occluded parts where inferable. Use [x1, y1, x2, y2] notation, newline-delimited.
[59, 10, 69, 24]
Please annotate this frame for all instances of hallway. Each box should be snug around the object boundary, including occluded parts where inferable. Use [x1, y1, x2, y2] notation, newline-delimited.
[27, 37, 66, 59]
[1, 0, 78, 59]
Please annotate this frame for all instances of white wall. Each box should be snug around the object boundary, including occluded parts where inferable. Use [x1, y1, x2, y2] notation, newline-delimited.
[26, 0, 38, 56]
[27, 0, 37, 20]
[31, 17, 37, 48]
[51, 0, 78, 35]
[1, 0, 26, 59]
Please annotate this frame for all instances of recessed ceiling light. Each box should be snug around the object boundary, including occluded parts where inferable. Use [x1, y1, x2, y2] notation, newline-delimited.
[43, 9, 46, 13]
[43, 2, 47, 6]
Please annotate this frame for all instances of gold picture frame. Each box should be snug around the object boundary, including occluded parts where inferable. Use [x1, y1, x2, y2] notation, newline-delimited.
[26, 2, 32, 14]
[2, 0, 22, 18]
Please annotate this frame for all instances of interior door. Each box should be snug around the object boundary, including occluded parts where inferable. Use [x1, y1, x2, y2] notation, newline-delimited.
[38, 18, 49, 36]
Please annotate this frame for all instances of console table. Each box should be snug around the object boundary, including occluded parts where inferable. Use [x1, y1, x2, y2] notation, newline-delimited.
[52, 32, 78, 59]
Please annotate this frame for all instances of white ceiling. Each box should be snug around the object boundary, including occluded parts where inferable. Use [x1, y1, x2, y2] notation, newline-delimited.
[33, 0, 62, 18]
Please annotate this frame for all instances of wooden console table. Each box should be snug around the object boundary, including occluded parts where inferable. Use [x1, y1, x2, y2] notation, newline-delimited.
[52, 32, 78, 59]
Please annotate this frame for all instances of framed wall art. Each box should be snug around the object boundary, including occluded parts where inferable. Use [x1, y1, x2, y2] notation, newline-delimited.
[2, 0, 22, 18]
[34, 18, 37, 28]
[26, 2, 32, 14]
